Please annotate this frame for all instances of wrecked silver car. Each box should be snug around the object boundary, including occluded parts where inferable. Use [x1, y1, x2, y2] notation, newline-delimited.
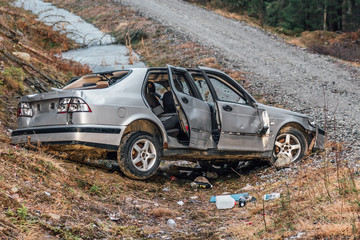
[12, 66, 325, 179]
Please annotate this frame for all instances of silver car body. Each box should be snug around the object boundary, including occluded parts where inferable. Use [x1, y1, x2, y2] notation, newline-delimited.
[12, 66, 325, 162]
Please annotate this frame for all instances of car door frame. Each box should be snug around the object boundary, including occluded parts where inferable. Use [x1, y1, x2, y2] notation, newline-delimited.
[167, 65, 214, 150]
[198, 68, 270, 152]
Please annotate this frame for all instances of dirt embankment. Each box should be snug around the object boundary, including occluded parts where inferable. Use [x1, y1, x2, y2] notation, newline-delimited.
[0, 0, 90, 135]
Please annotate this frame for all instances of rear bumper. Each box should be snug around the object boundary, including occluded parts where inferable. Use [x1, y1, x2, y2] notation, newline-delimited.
[11, 125, 125, 150]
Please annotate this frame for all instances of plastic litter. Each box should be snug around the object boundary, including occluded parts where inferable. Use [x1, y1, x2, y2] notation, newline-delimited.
[238, 197, 247, 207]
[263, 192, 281, 200]
[210, 193, 249, 203]
[177, 201, 184, 206]
[190, 181, 212, 189]
[215, 195, 236, 209]
[191, 176, 212, 189]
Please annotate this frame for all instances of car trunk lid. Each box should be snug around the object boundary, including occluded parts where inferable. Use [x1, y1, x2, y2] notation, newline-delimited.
[19, 89, 77, 128]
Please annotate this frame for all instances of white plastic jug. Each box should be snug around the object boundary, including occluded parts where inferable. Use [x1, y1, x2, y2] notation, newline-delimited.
[215, 195, 236, 209]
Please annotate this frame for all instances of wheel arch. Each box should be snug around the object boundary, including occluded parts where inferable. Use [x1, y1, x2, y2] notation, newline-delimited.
[274, 122, 312, 147]
[122, 119, 166, 151]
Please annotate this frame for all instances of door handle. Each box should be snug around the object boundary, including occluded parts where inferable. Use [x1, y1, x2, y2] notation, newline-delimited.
[182, 97, 189, 104]
[223, 105, 232, 111]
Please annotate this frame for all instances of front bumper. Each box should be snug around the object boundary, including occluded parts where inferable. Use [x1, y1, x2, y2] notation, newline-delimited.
[313, 127, 326, 150]
[11, 125, 126, 150]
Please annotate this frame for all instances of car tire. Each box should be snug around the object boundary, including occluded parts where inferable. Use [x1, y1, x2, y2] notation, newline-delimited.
[272, 126, 308, 168]
[118, 131, 161, 180]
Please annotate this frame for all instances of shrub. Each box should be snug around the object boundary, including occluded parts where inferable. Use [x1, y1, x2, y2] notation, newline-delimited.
[0, 67, 26, 92]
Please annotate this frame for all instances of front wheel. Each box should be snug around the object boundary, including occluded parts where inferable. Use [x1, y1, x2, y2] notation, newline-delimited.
[118, 131, 161, 180]
[273, 127, 308, 168]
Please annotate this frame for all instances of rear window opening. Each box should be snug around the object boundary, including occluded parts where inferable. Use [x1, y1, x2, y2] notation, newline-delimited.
[63, 70, 130, 90]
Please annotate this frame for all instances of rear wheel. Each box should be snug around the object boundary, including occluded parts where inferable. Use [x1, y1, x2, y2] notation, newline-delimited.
[118, 131, 161, 180]
[273, 127, 308, 167]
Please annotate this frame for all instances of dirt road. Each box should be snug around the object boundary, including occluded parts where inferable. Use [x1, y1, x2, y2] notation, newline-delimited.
[120, 0, 360, 149]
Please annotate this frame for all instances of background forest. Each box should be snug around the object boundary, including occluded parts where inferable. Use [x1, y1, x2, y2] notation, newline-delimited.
[190, 0, 360, 34]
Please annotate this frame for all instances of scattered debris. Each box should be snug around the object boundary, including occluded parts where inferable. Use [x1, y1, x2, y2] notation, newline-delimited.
[190, 176, 212, 189]
[210, 193, 249, 203]
[108, 212, 121, 221]
[177, 201, 184, 206]
[263, 192, 281, 201]
[241, 184, 254, 191]
[215, 195, 236, 209]
[238, 197, 246, 207]
[10, 187, 18, 193]
[48, 213, 61, 220]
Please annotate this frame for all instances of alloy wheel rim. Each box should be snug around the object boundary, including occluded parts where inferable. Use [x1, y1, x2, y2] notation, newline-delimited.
[131, 139, 157, 171]
[274, 133, 301, 163]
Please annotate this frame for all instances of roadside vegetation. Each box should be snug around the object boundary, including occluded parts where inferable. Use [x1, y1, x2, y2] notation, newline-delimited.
[0, 0, 359, 239]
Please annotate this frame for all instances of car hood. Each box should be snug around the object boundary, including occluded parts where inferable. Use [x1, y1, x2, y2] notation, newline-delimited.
[257, 103, 309, 120]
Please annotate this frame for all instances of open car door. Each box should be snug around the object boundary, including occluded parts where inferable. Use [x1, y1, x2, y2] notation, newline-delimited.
[199, 68, 270, 152]
[167, 65, 213, 150]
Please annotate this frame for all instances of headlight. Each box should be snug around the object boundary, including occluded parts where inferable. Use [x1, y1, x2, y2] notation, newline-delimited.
[308, 118, 317, 128]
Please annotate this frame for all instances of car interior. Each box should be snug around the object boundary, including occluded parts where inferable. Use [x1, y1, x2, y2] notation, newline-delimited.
[144, 70, 190, 145]
[144, 69, 221, 145]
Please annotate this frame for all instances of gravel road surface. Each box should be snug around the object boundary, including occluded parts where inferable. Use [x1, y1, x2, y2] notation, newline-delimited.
[120, 0, 360, 149]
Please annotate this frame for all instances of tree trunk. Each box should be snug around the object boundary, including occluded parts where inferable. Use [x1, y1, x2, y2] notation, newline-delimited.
[323, 2, 328, 31]
[342, 0, 347, 31]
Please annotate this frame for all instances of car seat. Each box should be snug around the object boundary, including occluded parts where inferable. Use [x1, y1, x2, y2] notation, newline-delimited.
[145, 82, 164, 116]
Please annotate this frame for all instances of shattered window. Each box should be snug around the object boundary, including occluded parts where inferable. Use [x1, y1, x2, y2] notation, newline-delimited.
[209, 76, 246, 104]
[63, 71, 129, 90]
[192, 74, 214, 103]
[173, 72, 195, 97]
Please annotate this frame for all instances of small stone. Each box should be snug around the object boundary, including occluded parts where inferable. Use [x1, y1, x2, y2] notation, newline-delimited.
[12, 52, 31, 62]
[193, 176, 210, 185]
[11, 187, 18, 193]
[167, 218, 176, 228]
[274, 153, 291, 168]
[48, 213, 61, 220]
[296, 232, 306, 238]
[206, 171, 218, 179]
[241, 184, 254, 191]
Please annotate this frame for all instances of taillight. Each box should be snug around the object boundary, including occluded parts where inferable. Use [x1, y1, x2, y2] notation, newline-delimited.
[57, 97, 91, 114]
[17, 102, 33, 117]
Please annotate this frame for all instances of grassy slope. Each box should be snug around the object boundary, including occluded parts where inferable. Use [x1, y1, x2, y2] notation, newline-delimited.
[0, 0, 359, 239]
